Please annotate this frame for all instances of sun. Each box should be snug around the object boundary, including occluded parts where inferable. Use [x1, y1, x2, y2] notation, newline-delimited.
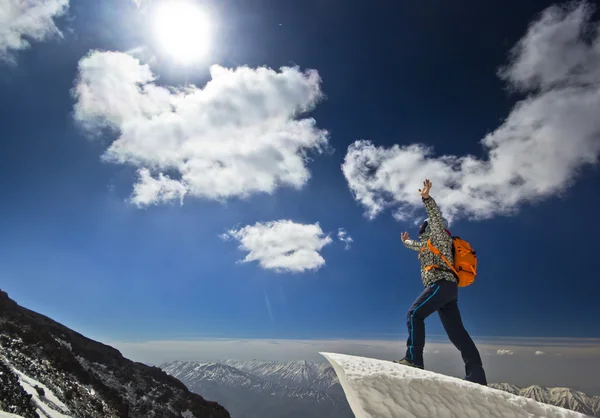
[152, 0, 212, 64]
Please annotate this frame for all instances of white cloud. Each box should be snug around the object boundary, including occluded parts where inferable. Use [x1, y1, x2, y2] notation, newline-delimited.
[342, 2, 600, 222]
[223, 220, 333, 273]
[0, 0, 69, 62]
[497, 349, 515, 356]
[535, 351, 547, 356]
[130, 168, 187, 206]
[337, 228, 353, 249]
[72, 51, 328, 206]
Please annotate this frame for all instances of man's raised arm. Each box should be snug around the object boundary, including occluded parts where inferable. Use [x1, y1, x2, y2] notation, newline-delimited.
[420, 179, 445, 235]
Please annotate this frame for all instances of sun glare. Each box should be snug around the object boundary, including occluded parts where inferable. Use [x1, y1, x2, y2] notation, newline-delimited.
[152, 0, 212, 64]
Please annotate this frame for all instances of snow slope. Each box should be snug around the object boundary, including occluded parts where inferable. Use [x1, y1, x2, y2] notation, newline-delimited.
[0, 413, 24, 418]
[12, 368, 71, 418]
[321, 353, 592, 418]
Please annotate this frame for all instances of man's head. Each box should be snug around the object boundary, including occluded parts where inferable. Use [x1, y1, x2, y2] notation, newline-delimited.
[418, 217, 449, 237]
[419, 220, 429, 236]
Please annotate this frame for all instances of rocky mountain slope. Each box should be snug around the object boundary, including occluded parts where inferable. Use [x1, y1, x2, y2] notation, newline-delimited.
[162, 360, 351, 418]
[0, 289, 229, 418]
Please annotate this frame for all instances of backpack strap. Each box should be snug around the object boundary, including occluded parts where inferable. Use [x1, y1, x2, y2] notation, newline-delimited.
[426, 240, 459, 277]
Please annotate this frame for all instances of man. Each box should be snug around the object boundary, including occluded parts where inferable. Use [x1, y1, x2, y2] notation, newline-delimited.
[396, 179, 487, 386]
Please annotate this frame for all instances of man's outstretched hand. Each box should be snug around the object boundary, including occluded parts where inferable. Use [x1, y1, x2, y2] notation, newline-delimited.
[419, 179, 432, 199]
[401, 232, 410, 242]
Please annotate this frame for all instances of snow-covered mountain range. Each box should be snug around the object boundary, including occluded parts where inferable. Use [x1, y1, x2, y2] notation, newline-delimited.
[221, 359, 339, 392]
[0, 289, 229, 418]
[161, 360, 352, 418]
[164, 359, 600, 418]
[489, 384, 600, 417]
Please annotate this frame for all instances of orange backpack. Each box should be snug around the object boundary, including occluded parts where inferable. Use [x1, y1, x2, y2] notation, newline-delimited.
[422, 236, 478, 287]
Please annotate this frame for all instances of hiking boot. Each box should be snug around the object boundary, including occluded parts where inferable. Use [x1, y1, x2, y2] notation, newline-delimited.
[393, 358, 424, 369]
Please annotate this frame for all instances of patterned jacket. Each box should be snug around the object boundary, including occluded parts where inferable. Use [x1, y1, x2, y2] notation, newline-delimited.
[403, 196, 457, 288]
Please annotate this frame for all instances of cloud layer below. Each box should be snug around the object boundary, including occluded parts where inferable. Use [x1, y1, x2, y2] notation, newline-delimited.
[109, 337, 600, 395]
[0, 0, 69, 62]
[342, 3, 600, 222]
[73, 51, 329, 206]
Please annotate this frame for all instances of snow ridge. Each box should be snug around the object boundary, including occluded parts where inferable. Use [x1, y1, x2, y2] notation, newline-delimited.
[321, 352, 592, 418]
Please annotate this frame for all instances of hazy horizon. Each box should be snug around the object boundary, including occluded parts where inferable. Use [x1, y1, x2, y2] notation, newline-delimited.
[108, 336, 600, 396]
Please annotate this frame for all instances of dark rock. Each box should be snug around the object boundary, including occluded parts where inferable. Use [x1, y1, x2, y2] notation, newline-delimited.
[34, 385, 45, 397]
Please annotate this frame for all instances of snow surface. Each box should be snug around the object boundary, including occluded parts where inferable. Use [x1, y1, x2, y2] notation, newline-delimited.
[0, 413, 24, 418]
[11, 368, 71, 418]
[321, 352, 592, 418]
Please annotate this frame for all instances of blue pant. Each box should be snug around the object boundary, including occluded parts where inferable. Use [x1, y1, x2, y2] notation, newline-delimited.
[405, 279, 487, 385]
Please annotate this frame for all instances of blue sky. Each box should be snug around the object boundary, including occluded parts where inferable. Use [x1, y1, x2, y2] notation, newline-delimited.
[1, 0, 600, 377]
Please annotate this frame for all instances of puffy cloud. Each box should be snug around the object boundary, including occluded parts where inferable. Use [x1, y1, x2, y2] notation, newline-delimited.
[497, 349, 515, 356]
[337, 228, 353, 249]
[342, 2, 600, 222]
[0, 0, 69, 62]
[223, 220, 333, 273]
[535, 351, 547, 356]
[130, 168, 187, 207]
[73, 51, 328, 206]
